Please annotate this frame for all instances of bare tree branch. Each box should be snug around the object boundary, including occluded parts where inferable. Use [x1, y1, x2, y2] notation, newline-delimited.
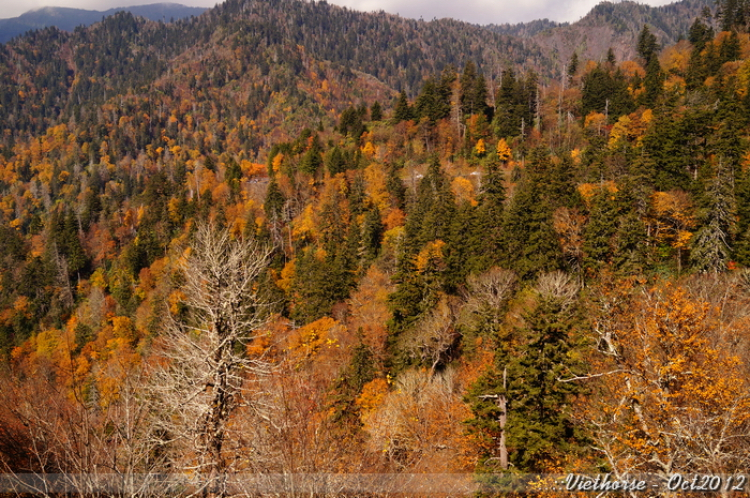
[146, 223, 272, 498]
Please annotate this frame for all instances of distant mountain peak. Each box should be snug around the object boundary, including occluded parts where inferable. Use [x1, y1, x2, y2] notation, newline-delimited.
[0, 3, 207, 43]
[486, 0, 714, 65]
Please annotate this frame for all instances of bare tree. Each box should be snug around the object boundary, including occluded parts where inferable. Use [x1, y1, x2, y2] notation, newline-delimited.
[535, 270, 579, 305]
[147, 223, 272, 498]
[459, 268, 517, 470]
[363, 368, 470, 473]
[0, 364, 167, 498]
[462, 267, 517, 332]
[230, 362, 389, 498]
[400, 295, 460, 375]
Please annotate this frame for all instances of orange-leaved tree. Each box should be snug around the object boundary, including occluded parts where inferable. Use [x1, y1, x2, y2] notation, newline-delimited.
[589, 280, 750, 481]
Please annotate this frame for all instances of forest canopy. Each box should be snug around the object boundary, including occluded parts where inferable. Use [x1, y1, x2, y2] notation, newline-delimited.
[1, 0, 750, 495]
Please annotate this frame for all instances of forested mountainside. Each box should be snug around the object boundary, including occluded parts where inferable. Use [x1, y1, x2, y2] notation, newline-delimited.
[489, 0, 715, 69]
[2, 0, 750, 494]
[0, 4, 208, 44]
[488, 18, 565, 38]
[0, 0, 548, 151]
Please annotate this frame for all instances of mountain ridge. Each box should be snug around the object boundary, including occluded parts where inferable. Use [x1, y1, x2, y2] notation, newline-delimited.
[0, 3, 207, 43]
[1, 0, 717, 72]
[488, 0, 715, 68]
[0, 0, 719, 148]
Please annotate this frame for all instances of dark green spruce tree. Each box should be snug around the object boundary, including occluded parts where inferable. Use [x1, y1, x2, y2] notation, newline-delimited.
[611, 185, 649, 275]
[388, 157, 456, 362]
[328, 338, 377, 429]
[470, 153, 507, 272]
[502, 149, 563, 280]
[460, 61, 489, 118]
[734, 163, 750, 266]
[415, 77, 450, 123]
[691, 162, 737, 272]
[467, 273, 587, 473]
[582, 189, 620, 276]
[501, 277, 587, 471]
[393, 91, 413, 123]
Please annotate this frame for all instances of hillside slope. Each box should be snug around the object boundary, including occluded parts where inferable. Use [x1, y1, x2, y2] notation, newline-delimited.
[1, 0, 750, 489]
[0, 0, 554, 147]
[488, 0, 714, 71]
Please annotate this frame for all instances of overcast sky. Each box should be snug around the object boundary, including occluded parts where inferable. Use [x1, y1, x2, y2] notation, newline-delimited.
[2, 0, 680, 25]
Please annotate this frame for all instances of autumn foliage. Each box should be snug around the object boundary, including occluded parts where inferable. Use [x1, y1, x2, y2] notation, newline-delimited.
[2, 2, 750, 496]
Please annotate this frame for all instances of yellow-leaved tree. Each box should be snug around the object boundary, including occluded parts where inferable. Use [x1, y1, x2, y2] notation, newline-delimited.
[589, 279, 750, 482]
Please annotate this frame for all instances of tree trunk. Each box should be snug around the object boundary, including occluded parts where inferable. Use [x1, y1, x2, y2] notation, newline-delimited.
[498, 366, 508, 470]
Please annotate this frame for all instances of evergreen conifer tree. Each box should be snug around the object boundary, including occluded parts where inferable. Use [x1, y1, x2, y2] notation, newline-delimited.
[326, 146, 346, 175]
[471, 156, 506, 272]
[404, 157, 456, 253]
[689, 17, 714, 51]
[611, 185, 649, 275]
[502, 149, 562, 279]
[361, 206, 384, 261]
[691, 162, 737, 272]
[637, 25, 660, 65]
[328, 339, 376, 427]
[386, 162, 407, 209]
[264, 176, 286, 222]
[370, 101, 383, 121]
[642, 57, 664, 108]
[502, 275, 586, 471]
[389, 158, 455, 350]
[606, 47, 616, 66]
[467, 273, 586, 473]
[568, 52, 579, 79]
[493, 68, 519, 138]
[393, 91, 413, 123]
[582, 189, 620, 275]
[444, 202, 480, 290]
[299, 138, 324, 175]
[415, 77, 450, 123]
[460, 61, 490, 118]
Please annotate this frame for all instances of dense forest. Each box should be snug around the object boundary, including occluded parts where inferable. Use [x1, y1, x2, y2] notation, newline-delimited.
[1, 0, 750, 496]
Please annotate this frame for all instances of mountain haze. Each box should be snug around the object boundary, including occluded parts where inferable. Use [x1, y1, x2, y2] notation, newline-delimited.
[0, 3, 207, 43]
